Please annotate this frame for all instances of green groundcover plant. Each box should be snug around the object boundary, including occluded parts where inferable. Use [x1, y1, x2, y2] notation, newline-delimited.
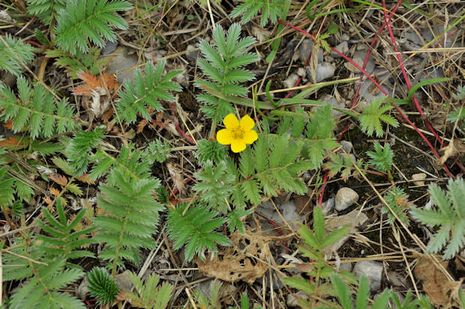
[2, 1, 463, 308]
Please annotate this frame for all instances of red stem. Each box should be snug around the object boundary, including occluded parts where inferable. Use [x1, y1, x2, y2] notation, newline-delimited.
[280, 12, 455, 198]
[381, 0, 444, 147]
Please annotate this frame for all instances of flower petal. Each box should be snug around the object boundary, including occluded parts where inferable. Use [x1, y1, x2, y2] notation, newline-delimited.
[243, 130, 258, 144]
[223, 113, 239, 129]
[240, 115, 255, 130]
[231, 140, 246, 153]
[216, 129, 233, 145]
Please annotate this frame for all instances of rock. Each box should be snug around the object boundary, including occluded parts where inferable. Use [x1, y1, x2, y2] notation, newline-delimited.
[344, 50, 375, 73]
[102, 41, 118, 55]
[339, 262, 353, 272]
[186, 44, 199, 62]
[340, 140, 353, 153]
[298, 39, 313, 63]
[332, 41, 349, 57]
[412, 173, 427, 186]
[296, 67, 306, 77]
[259, 200, 305, 231]
[76, 278, 88, 300]
[251, 26, 271, 43]
[0, 10, 14, 23]
[280, 201, 305, 230]
[106, 47, 138, 83]
[321, 94, 345, 117]
[315, 62, 336, 82]
[287, 292, 308, 307]
[283, 73, 299, 88]
[322, 197, 334, 215]
[335, 187, 359, 211]
[115, 270, 133, 292]
[353, 261, 383, 291]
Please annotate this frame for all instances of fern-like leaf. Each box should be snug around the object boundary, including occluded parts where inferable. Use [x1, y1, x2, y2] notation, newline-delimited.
[359, 98, 398, 137]
[167, 203, 231, 261]
[9, 259, 84, 309]
[46, 48, 109, 79]
[64, 128, 104, 175]
[411, 178, 465, 259]
[116, 61, 182, 124]
[195, 24, 259, 122]
[144, 139, 172, 164]
[95, 167, 163, 269]
[193, 160, 236, 213]
[304, 104, 338, 168]
[0, 34, 35, 77]
[55, 0, 132, 55]
[367, 142, 393, 173]
[0, 77, 77, 139]
[196, 139, 228, 164]
[126, 272, 173, 309]
[230, 0, 290, 26]
[91, 144, 154, 183]
[87, 267, 119, 305]
[37, 199, 94, 260]
[382, 187, 412, 226]
[27, 0, 66, 25]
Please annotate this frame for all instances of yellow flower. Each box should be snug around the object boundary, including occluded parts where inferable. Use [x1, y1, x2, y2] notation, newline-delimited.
[216, 113, 258, 153]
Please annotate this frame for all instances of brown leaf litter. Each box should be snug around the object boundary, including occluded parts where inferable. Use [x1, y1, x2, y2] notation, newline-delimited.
[414, 255, 462, 307]
[196, 230, 273, 284]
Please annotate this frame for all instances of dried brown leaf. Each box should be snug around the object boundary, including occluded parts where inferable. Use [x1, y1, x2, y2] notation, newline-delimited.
[439, 139, 465, 165]
[197, 231, 272, 284]
[49, 173, 68, 187]
[167, 162, 185, 194]
[73, 72, 119, 96]
[414, 256, 462, 307]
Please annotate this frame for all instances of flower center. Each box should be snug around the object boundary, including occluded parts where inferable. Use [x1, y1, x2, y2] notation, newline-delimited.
[231, 128, 245, 140]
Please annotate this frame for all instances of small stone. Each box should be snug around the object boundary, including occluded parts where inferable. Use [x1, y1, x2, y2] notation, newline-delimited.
[321, 94, 345, 117]
[335, 187, 359, 211]
[322, 197, 334, 215]
[353, 261, 383, 291]
[115, 270, 133, 292]
[340, 140, 353, 153]
[101, 41, 118, 55]
[287, 292, 308, 307]
[412, 173, 427, 186]
[332, 41, 349, 57]
[344, 50, 375, 73]
[339, 262, 353, 272]
[297, 67, 306, 77]
[106, 47, 138, 83]
[298, 39, 314, 63]
[186, 44, 199, 62]
[283, 73, 299, 88]
[76, 278, 88, 300]
[315, 62, 336, 82]
[280, 201, 305, 230]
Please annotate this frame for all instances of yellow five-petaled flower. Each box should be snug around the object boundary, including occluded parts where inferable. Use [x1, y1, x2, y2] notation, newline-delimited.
[216, 113, 258, 153]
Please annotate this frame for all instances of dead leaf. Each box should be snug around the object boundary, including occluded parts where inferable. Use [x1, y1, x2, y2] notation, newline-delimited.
[439, 139, 465, 165]
[4, 120, 13, 129]
[77, 174, 95, 185]
[197, 231, 272, 284]
[167, 162, 185, 194]
[136, 118, 148, 133]
[414, 256, 462, 307]
[49, 173, 68, 187]
[73, 72, 119, 118]
[0, 136, 28, 149]
[324, 209, 368, 254]
[73, 72, 119, 96]
[50, 187, 61, 197]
